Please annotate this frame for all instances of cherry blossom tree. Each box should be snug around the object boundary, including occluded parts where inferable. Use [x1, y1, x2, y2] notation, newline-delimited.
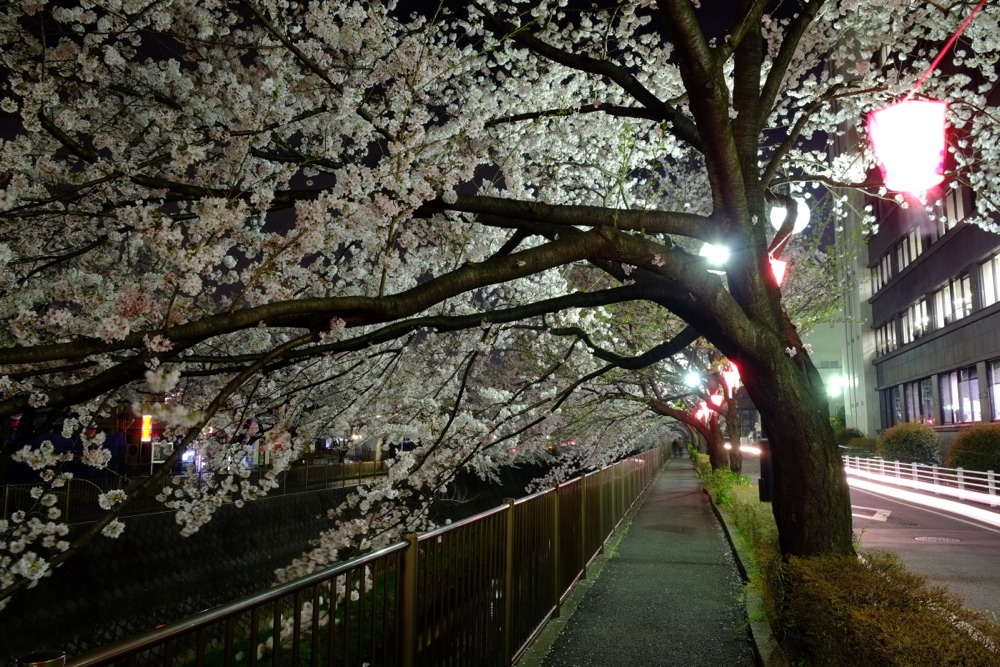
[3, 0, 1000, 607]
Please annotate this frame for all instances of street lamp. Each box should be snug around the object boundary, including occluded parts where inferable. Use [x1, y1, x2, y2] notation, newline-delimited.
[769, 197, 811, 234]
[699, 242, 729, 268]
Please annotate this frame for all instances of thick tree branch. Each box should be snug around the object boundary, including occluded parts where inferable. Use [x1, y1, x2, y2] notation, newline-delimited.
[547, 325, 701, 370]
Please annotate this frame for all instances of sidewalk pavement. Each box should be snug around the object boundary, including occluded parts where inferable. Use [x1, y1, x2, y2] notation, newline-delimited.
[518, 460, 759, 667]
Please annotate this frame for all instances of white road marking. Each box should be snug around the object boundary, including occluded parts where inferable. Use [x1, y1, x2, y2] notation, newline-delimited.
[852, 505, 892, 522]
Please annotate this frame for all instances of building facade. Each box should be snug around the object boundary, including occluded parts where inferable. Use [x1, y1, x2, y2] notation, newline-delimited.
[864, 185, 1000, 448]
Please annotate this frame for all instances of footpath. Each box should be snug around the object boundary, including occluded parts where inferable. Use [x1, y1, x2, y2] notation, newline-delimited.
[518, 460, 759, 667]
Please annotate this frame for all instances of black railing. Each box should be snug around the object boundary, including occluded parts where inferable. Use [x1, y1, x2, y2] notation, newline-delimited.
[56, 448, 667, 666]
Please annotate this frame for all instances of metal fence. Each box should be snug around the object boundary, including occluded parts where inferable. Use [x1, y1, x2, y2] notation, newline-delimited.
[59, 447, 667, 667]
[2, 460, 386, 524]
[843, 456, 998, 508]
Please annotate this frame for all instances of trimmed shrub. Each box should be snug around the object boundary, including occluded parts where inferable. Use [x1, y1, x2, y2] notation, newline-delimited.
[834, 427, 864, 449]
[700, 466, 750, 505]
[877, 422, 941, 464]
[946, 424, 1000, 472]
[843, 436, 877, 458]
[784, 551, 1000, 666]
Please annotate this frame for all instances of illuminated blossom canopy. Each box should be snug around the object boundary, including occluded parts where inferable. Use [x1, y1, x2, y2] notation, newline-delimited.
[1, 0, 998, 605]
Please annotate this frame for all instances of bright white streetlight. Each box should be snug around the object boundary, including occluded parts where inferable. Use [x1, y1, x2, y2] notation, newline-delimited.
[699, 242, 730, 267]
[683, 371, 702, 387]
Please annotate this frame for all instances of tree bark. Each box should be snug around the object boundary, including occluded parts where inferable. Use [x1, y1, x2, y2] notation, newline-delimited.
[741, 353, 855, 558]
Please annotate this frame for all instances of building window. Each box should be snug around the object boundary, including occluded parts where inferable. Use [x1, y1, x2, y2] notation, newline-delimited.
[900, 299, 929, 344]
[940, 366, 980, 424]
[871, 254, 892, 293]
[896, 229, 923, 271]
[881, 386, 903, 428]
[903, 378, 934, 424]
[991, 361, 1000, 421]
[934, 274, 972, 328]
[934, 185, 970, 234]
[875, 321, 897, 357]
[982, 251, 1000, 308]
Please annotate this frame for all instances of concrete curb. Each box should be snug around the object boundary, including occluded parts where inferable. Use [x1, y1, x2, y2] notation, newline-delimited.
[705, 489, 789, 667]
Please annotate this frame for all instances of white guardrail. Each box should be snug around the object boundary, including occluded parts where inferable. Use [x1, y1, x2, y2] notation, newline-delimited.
[843, 456, 999, 509]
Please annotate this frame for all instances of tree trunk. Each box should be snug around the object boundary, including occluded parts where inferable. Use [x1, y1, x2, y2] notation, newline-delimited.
[741, 354, 855, 558]
[705, 415, 728, 471]
[725, 400, 743, 474]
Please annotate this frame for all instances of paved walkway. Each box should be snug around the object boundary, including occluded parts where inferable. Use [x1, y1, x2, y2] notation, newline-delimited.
[521, 461, 758, 667]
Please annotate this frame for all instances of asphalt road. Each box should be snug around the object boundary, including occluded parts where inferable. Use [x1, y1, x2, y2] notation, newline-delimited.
[739, 453, 1000, 619]
[850, 483, 1000, 618]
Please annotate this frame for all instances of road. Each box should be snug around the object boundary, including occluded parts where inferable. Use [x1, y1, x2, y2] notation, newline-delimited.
[737, 452, 1000, 619]
[849, 483, 1000, 618]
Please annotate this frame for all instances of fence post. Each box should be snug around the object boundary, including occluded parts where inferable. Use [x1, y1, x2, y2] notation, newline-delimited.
[911, 462, 919, 482]
[399, 532, 419, 667]
[957, 467, 965, 492]
[989, 471, 997, 508]
[932, 464, 939, 491]
[503, 498, 515, 665]
[597, 473, 606, 554]
[893, 460, 901, 478]
[618, 464, 625, 523]
[580, 478, 587, 581]
[552, 484, 561, 619]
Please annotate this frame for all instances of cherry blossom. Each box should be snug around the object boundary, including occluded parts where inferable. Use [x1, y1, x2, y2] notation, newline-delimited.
[1, 0, 998, 609]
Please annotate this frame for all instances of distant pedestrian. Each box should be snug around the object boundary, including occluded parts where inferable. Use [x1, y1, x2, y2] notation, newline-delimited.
[672, 436, 685, 458]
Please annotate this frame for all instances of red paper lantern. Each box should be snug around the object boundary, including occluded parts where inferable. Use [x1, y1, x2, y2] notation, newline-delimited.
[769, 258, 787, 285]
[722, 364, 740, 394]
[867, 99, 947, 199]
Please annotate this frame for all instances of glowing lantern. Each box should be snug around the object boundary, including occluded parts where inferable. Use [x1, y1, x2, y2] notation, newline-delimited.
[722, 364, 740, 394]
[769, 257, 787, 285]
[867, 99, 947, 199]
[769, 198, 811, 234]
[709, 393, 724, 407]
[141, 414, 153, 442]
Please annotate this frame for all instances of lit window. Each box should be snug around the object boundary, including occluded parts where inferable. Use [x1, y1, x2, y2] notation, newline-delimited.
[940, 366, 980, 424]
[982, 252, 1000, 308]
[934, 274, 972, 327]
[871, 254, 892, 293]
[903, 378, 934, 423]
[901, 299, 929, 344]
[881, 386, 903, 428]
[896, 229, 923, 271]
[875, 322, 897, 357]
[990, 361, 1000, 421]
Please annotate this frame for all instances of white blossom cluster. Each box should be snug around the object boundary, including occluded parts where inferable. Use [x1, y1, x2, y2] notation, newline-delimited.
[2, 0, 999, 609]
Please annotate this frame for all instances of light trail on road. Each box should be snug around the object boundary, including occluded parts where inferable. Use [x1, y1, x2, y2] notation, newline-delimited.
[846, 475, 1000, 530]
